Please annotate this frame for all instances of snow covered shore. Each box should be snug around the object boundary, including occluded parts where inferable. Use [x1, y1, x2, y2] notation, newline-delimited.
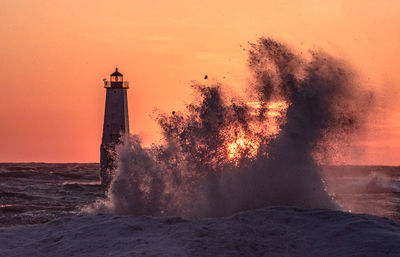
[1, 207, 400, 257]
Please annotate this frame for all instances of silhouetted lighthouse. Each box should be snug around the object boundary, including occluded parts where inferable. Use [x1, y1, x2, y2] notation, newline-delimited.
[100, 68, 129, 186]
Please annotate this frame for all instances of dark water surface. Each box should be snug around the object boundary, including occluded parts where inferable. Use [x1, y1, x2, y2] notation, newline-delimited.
[0, 163, 104, 227]
[322, 165, 400, 220]
[0, 163, 399, 227]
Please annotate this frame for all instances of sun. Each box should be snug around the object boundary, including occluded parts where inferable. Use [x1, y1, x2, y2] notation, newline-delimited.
[226, 131, 259, 162]
[225, 100, 288, 163]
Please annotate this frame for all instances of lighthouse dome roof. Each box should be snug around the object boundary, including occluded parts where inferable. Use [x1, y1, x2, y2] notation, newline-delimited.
[111, 68, 123, 77]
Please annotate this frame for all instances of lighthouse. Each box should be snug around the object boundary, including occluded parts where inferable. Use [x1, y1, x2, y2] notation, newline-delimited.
[100, 68, 130, 186]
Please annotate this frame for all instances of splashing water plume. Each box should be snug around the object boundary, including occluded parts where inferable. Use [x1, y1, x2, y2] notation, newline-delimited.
[87, 38, 372, 218]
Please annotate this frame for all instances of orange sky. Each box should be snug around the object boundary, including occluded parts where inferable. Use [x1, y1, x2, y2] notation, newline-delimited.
[0, 0, 399, 164]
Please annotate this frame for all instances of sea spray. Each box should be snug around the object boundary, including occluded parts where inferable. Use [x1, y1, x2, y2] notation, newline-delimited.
[86, 38, 373, 217]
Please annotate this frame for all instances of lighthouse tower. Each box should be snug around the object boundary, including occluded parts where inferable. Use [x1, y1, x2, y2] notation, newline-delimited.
[100, 68, 130, 186]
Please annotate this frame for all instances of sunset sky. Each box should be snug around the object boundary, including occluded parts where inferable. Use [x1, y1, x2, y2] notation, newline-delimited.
[0, 0, 399, 164]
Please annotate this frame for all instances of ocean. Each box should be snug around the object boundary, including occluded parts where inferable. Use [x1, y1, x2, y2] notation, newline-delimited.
[1, 163, 399, 227]
[0, 163, 104, 227]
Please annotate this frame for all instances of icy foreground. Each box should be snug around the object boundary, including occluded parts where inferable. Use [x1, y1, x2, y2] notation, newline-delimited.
[1, 207, 400, 257]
